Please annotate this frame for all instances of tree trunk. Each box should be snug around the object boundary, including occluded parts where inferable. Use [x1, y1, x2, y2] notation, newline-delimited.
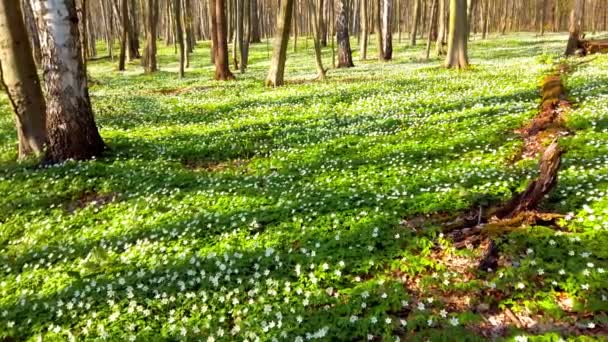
[0, 0, 47, 159]
[250, 0, 261, 42]
[425, 0, 438, 59]
[481, 0, 489, 39]
[212, 0, 235, 80]
[142, 0, 158, 72]
[127, 0, 140, 59]
[466, 0, 476, 38]
[336, 0, 355, 67]
[175, 0, 185, 77]
[435, 0, 446, 55]
[411, 0, 421, 45]
[236, 0, 244, 70]
[445, 0, 469, 68]
[32, 0, 105, 162]
[320, 0, 327, 47]
[118, 0, 128, 70]
[539, 0, 547, 35]
[21, 0, 43, 68]
[565, 0, 584, 56]
[241, 0, 250, 71]
[309, 0, 326, 78]
[359, 0, 368, 60]
[382, 0, 392, 60]
[265, 0, 294, 86]
[374, 0, 384, 60]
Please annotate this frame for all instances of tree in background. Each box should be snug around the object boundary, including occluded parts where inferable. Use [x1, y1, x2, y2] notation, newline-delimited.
[32, 0, 105, 162]
[336, 0, 354, 67]
[445, 0, 469, 68]
[118, 0, 128, 71]
[175, 0, 185, 78]
[142, 0, 159, 72]
[565, 0, 584, 56]
[211, 0, 235, 80]
[411, 0, 421, 46]
[309, 0, 327, 79]
[359, 0, 368, 60]
[265, 0, 294, 86]
[382, 0, 393, 60]
[0, 0, 47, 159]
[374, 0, 385, 61]
[435, 0, 447, 55]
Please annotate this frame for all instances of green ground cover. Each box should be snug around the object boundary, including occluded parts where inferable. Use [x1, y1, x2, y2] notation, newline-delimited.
[0, 34, 607, 341]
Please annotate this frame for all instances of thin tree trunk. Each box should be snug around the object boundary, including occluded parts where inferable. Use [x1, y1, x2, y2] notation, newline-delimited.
[425, 0, 438, 59]
[127, 0, 140, 59]
[411, 0, 421, 45]
[250, 0, 261, 42]
[118, 0, 128, 70]
[540, 0, 547, 35]
[21, 0, 43, 68]
[236, 0, 244, 70]
[32, 0, 105, 162]
[382, 0, 392, 60]
[211, 0, 235, 79]
[374, 0, 384, 60]
[435, 0, 446, 55]
[241, 0, 250, 71]
[0, 0, 47, 158]
[359, 0, 368, 60]
[265, 0, 294, 86]
[336, 0, 355, 67]
[481, 0, 489, 39]
[445, 0, 469, 68]
[309, 0, 326, 78]
[175, 0, 185, 77]
[142, 0, 158, 72]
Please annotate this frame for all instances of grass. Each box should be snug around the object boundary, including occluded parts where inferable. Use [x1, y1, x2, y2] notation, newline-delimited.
[0, 33, 607, 341]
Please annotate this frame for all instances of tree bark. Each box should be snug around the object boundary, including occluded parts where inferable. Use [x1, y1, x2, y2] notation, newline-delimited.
[175, 0, 185, 77]
[21, 0, 43, 68]
[309, 0, 326, 78]
[211, 0, 235, 79]
[236, 0, 244, 70]
[336, 0, 355, 67]
[381, 0, 392, 60]
[265, 0, 294, 86]
[142, 0, 158, 72]
[411, 0, 421, 45]
[359, 0, 368, 60]
[565, 0, 584, 56]
[118, 0, 128, 70]
[240, 0, 250, 71]
[426, 0, 438, 59]
[250, 0, 261, 42]
[0, 0, 47, 159]
[435, 0, 446, 55]
[127, 0, 140, 59]
[481, 0, 489, 39]
[539, 0, 547, 35]
[466, 0, 476, 38]
[32, 0, 105, 162]
[374, 0, 384, 60]
[445, 0, 469, 68]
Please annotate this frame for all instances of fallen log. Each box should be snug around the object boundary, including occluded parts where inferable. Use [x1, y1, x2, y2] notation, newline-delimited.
[577, 39, 608, 56]
[494, 141, 563, 219]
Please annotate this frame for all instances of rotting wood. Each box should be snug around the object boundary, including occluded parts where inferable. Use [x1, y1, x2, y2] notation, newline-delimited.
[577, 39, 608, 56]
[441, 65, 574, 266]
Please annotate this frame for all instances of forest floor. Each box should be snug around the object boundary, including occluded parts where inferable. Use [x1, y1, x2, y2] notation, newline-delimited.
[1, 33, 607, 341]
